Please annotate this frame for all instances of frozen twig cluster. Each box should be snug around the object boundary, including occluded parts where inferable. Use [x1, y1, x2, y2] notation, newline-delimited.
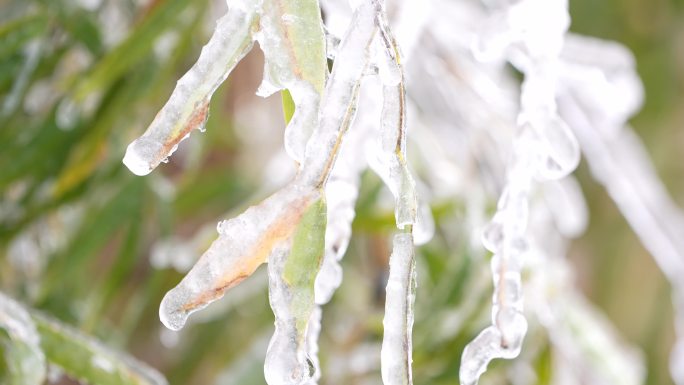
[125, 0, 424, 384]
[121, 0, 684, 384]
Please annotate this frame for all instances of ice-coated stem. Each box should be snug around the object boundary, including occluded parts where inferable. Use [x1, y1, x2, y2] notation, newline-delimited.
[298, 1, 376, 188]
[306, 124, 366, 380]
[123, 1, 258, 175]
[381, 230, 416, 385]
[373, 0, 417, 228]
[460, 1, 576, 383]
[371, 3, 420, 384]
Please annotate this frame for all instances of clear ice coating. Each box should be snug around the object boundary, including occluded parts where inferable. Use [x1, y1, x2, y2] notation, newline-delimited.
[374, 10, 417, 229]
[256, 0, 327, 164]
[111, 0, 684, 383]
[159, 184, 318, 331]
[265, 198, 326, 385]
[279, 2, 378, 383]
[372, 3, 421, 384]
[460, 0, 575, 383]
[123, 0, 258, 175]
[153, 1, 378, 384]
[381, 232, 416, 385]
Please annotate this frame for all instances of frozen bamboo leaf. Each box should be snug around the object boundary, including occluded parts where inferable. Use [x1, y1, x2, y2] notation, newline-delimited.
[159, 184, 318, 331]
[381, 231, 416, 385]
[313, 124, 366, 305]
[298, 0, 376, 187]
[159, 0, 370, 337]
[123, 2, 258, 175]
[265, 197, 326, 385]
[363, 3, 422, 385]
[279, 3, 377, 382]
[374, 8, 417, 229]
[257, 0, 327, 163]
[32, 312, 167, 385]
[0, 292, 46, 385]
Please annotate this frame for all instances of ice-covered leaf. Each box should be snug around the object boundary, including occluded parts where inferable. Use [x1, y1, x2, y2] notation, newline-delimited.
[373, 7, 417, 229]
[159, 184, 319, 331]
[257, 0, 327, 163]
[265, 197, 326, 384]
[123, 2, 258, 175]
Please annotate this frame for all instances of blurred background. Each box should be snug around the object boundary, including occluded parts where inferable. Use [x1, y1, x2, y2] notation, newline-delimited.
[0, 0, 683, 384]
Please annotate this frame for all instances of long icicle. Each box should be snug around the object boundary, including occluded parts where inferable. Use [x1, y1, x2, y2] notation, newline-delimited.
[459, 1, 578, 383]
[373, 2, 419, 384]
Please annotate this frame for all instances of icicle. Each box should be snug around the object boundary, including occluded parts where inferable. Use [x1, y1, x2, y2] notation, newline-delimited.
[256, 0, 327, 163]
[373, 10, 417, 229]
[371, 3, 421, 385]
[123, 1, 258, 175]
[381, 231, 416, 385]
[0, 292, 46, 385]
[460, 0, 576, 383]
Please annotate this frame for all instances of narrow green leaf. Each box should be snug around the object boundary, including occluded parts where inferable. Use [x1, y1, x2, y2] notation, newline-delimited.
[282, 196, 327, 334]
[0, 293, 46, 385]
[32, 312, 167, 385]
[73, 0, 200, 100]
[277, 0, 327, 94]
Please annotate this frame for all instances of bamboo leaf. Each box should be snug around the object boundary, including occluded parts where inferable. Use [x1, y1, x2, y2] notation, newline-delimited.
[282, 196, 326, 335]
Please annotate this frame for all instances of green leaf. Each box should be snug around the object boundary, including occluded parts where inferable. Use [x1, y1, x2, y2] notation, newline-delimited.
[277, 0, 327, 94]
[72, 0, 201, 100]
[0, 293, 46, 385]
[32, 312, 167, 385]
[282, 196, 327, 334]
[281, 90, 295, 125]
